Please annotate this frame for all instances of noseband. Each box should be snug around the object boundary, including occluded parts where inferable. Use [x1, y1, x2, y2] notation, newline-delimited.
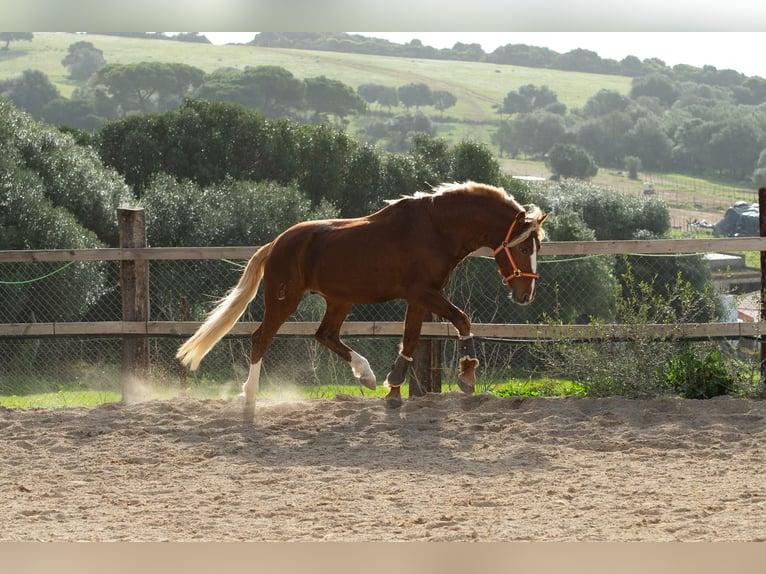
[492, 215, 539, 285]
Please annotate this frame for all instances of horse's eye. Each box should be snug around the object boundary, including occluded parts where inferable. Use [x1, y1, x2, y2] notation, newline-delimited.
[520, 246, 530, 255]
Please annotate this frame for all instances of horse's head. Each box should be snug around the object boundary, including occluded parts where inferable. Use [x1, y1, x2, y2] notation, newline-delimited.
[493, 207, 548, 305]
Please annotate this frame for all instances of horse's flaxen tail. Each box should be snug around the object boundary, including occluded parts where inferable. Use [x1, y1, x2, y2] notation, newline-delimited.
[176, 242, 274, 371]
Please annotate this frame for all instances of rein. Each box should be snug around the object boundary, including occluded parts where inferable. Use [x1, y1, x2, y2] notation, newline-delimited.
[492, 216, 539, 285]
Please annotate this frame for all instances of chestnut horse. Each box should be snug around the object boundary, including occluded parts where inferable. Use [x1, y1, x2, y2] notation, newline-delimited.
[176, 181, 547, 419]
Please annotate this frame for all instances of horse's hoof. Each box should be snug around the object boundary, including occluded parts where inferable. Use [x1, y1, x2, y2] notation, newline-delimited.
[242, 400, 256, 424]
[457, 379, 475, 394]
[359, 375, 377, 391]
[385, 397, 403, 409]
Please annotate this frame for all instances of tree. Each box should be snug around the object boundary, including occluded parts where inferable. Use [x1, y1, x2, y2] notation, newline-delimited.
[0, 98, 131, 324]
[546, 143, 598, 180]
[376, 86, 399, 110]
[0, 32, 33, 50]
[752, 148, 766, 187]
[432, 90, 457, 113]
[92, 62, 205, 113]
[557, 48, 610, 74]
[0, 69, 60, 119]
[500, 84, 559, 115]
[62, 41, 106, 81]
[630, 74, 680, 108]
[397, 82, 432, 109]
[706, 117, 763, 179]
[449, 141, 501, 184]
[624, 155, 642, 179]
[357, 83, 384, 105]
[196, 65, 305, 117]
[574, 112, 633, 167]
[623, 117, 673, 171]
[505, 110, 568, 158]
[582, 89, 630, 117]
[303, 75, 366, 121]
[491, 121, 519, 157]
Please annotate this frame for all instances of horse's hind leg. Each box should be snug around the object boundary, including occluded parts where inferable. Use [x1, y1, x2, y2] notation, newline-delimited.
[384, 303, 426, 405]
[242, 289, 302, 421]
[315, 299, 377, 390]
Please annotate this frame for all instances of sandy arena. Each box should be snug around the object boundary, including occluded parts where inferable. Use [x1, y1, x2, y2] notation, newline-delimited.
[2, 392, 766, 541]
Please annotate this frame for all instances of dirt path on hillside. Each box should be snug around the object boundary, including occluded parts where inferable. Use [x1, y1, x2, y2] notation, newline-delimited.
[2, 393, 766, 541]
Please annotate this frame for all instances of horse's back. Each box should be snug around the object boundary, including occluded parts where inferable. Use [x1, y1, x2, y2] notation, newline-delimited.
[265, 204, 432, 303]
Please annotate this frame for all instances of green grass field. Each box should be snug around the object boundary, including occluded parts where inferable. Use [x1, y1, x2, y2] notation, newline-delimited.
[0, 376, 583, 409]
[1, 32, 631, 147]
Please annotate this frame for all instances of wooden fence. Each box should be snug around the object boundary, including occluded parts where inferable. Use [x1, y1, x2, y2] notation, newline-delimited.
[3, 206, 766, 399]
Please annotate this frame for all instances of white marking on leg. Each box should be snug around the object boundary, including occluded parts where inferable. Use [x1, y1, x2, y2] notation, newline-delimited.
[241, 360, 261, 402]
[350, 351, 376, 389]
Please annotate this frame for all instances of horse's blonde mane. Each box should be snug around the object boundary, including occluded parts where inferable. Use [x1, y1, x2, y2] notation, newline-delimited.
[388, 181, 546, 241]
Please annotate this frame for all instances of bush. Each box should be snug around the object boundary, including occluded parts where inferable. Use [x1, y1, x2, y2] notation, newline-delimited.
[545, 143, 598, 179]
[535, 262, 729, 398]
[662, 347, 736, 399]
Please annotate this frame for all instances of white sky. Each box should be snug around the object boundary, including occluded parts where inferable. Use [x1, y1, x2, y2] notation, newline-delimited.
[202, 32, 766, 78]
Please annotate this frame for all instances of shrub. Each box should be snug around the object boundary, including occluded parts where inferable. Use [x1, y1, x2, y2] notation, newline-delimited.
[661, 347, 737, 399]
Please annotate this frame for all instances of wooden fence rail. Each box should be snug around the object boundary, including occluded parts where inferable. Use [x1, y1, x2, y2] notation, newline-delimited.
[2, 236, 766, 343]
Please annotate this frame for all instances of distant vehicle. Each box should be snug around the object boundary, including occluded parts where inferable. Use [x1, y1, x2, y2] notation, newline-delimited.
[643, 182, 655, 196]
[713, 201, 759, 237]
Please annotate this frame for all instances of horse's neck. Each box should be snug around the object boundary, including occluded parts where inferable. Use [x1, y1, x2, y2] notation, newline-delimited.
[430, 198, 515, 257]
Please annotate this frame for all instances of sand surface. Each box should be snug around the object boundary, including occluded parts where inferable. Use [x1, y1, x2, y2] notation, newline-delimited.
[2, 393, 766, 541]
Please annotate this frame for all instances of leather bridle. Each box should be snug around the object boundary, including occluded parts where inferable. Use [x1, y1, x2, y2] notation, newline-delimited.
[492, 214, 540, 285]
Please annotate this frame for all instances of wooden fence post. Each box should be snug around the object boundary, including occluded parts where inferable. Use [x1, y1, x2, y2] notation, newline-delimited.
[759, 188, 766, 397]
[118, 207, 149, 403]
[410, 313, 442, 396]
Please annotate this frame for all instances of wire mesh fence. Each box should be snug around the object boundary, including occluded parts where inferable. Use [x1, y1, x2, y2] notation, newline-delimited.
[1, 247, 764, 405]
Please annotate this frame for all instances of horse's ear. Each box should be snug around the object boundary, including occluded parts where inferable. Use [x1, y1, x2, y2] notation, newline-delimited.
[516, 211, 526, 222]
[539, 213, 549, 226]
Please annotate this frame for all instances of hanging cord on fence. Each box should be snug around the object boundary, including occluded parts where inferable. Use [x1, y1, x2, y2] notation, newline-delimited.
[0, 261, 77, 285]
[221, 259, 246, 269]
[477, 251, 706, 265]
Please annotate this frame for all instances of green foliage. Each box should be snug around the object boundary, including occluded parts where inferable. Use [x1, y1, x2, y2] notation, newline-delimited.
[92, 62, 205, 113]
[493, 378, 586, 397]
[527, 179, 670, 241]
[545, 142, 598, 179]
[0, 32, 33, 50]
[535, 258, 728, 398]
[195, 65, 305, 118]
[0, 98, 131, 245]
[397, 82, 432, 108]
[496, 111, 568, 158]
[449, 140, 501, 184]
[0, 69, 60, 118]
[662, 347, 736, 399]
[143, 176, 338, 247]
[62, 41, 105, 82]
[304, 75, 366, 120]
[624, 155, 642, 178]
[500, 84, 560, 114]
[0, 98, 130, 324]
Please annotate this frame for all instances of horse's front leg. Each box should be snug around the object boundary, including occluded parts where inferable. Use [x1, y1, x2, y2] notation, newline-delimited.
[384, 303, 426, 406]
[416, 292, 478, 395]
[457, 334, 479, 394]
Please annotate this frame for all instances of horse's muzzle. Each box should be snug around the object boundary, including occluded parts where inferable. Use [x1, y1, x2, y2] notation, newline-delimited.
[509, 290, 535, 305]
